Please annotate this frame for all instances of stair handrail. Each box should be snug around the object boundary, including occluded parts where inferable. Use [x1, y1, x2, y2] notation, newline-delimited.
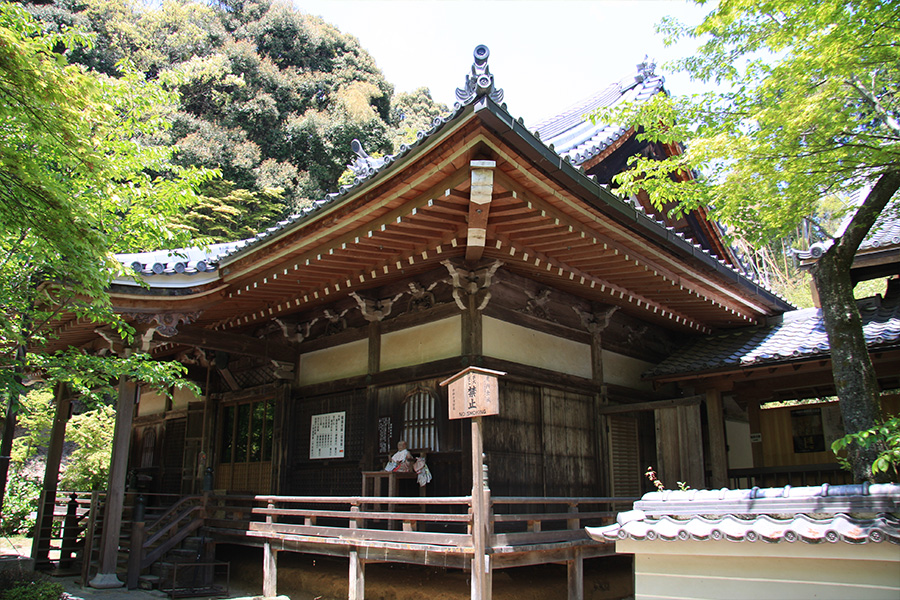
[126, 494, 208, 589]
[142, 495, 203, 539]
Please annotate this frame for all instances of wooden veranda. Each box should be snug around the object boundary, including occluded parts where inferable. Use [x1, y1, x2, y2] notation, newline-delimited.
[36, 489, 630, 599]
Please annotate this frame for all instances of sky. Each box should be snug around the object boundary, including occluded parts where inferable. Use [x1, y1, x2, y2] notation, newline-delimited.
[292, 0, 712, 126]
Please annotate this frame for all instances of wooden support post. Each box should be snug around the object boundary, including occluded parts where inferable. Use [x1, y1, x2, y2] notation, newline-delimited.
[349, 549, 365, 600]
[567, 547, 584, 600]
[32, 382, 68, 567]
[705, 389, 729, 488]
[263, 540, 277, 598]
[470, 416, 491, 600]
[60, 493, 79, 568]
[91, 376, 138, 589]
[126, 495, 146, 590]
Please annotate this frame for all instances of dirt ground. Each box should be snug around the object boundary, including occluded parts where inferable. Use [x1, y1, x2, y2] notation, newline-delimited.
[221, 545, 634, 600]
[2, 536, 634, 600]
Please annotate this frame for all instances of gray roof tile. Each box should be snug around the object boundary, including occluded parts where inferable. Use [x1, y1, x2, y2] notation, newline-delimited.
[647, 295, 900, 378]
[587, 483, 900, 545]
[531, 58, 665, 165]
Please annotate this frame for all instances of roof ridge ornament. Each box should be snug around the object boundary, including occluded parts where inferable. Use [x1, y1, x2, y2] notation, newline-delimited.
[635, 55, 657, 82]
[455, 45, 504, 105]
[349, 138, 387, 179]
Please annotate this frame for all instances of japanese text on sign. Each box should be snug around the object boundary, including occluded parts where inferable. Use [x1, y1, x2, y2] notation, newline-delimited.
[310, 411, 346, 459]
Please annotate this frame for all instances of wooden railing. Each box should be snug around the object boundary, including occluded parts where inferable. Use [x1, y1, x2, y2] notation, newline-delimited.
[728, 464, 852, 489]
[205, 494, 475, 554]
[32, 491, 95, 570]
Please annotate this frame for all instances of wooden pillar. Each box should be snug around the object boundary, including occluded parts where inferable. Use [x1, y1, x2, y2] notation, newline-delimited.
[462, 293, 483, 359]
[705, 389, 729, 488]
[32, 382, 68, 566]
[90, 375, 138, 589]
[470, 416, 490, 600]
[349, 549, 365, 600]
[263, 540, 277, 598]
[567, 547, 584, 600]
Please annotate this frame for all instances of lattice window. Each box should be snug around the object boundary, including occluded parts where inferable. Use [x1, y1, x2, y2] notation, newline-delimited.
[401, 389, 438, 452]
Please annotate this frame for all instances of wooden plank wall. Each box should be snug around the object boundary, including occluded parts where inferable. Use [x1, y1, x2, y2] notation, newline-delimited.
[485, 381, 597, 497]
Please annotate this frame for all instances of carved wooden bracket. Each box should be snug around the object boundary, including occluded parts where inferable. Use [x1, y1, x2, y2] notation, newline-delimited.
[350, 291, 404, 322]
[573, 305, 619, 334]
[441, 259, 502, 311]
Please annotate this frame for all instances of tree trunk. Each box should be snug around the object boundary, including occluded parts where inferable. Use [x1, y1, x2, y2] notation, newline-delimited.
[812, 170, 900, 481]
[0, 344, 26, 514]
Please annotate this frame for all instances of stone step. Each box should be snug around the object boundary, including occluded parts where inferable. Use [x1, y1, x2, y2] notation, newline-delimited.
[138, 574, 160, 590]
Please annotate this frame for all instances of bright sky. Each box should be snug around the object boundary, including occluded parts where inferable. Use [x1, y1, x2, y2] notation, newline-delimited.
[293, 0, 711, 126]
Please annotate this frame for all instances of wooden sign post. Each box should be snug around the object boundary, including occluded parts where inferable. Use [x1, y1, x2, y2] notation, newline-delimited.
[440, 367, 505, 600]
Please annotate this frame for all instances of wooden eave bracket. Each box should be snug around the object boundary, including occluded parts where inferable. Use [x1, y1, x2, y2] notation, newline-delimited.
[465, 160, 496, 262]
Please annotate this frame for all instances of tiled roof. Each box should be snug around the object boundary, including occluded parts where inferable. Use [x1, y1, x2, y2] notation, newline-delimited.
[646, 294, 900, 378]
[795, 196, 900, 261]
[530, 58, 664, 165]
[587, 483, 900, 545]
[111, 47, 788, 314]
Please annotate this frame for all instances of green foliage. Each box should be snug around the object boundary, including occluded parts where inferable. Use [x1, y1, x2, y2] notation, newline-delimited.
[0, 572, 63, 600]
[389, 87, 449, 151]
[0, 472, 41, 536]
[832, 415, 900, 481]
[61, 404, 116, 491]
[591, 0, 900, 246]
[10, 389, 54, 465]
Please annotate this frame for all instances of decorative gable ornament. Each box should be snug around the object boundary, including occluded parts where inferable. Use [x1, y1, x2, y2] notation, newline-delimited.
[455, 45, 504, 105]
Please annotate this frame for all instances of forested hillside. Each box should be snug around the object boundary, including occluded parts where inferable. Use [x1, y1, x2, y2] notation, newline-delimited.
[27, 0, 446, 241]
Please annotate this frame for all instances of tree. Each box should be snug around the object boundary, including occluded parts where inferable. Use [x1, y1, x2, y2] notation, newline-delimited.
[593, 0, 900, 481]
[0, 3, 205, 511]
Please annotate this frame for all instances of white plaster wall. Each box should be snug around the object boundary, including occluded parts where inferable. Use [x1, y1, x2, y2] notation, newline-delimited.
[299, 338, 368, 386]
[380, 316, 461, 372]
[601, 350, 655, 391]
[137, 389, 166, 417]
[726, 419, 754, 469]
[483, 317, 591, 379]
[172, 386, 199, 410]
[618, 539, 900, 600]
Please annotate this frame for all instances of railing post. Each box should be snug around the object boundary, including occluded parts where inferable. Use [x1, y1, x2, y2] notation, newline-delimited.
[263, 499, 277, 598]
[80, 490, 101, 588]
[60, 492, 79, 568]
[349, 548, 365, 600]
[126, 494, 146, 590]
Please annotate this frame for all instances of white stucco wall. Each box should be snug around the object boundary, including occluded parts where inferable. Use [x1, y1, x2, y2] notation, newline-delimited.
[618, 538, 900, 600]
[601, 350, 655, 391]
[482, 316, 592, 379]
[380, 316, 461, 372]
[299, 338, 368, 386]
[137, 388, 166, 417]
[726, 419, 754, 469]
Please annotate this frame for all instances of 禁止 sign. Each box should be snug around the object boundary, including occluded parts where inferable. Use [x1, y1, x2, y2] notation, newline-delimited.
[440, 367, 505, 420]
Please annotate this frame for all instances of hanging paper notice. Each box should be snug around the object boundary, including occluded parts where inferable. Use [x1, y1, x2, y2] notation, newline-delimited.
[310, 411, 346, 459]
[440, 367, 505, 420]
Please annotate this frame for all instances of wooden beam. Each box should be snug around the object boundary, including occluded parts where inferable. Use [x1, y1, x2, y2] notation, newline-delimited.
[596, 395, 703, 415]
[466, 160, 496, 262]
[167, 326, 297, 363]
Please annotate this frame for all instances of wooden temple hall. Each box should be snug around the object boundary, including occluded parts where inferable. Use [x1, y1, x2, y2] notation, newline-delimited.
[36, 44, 899, 599]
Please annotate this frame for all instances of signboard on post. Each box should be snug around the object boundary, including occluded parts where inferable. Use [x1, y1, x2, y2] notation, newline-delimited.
[440, 366, 505, 420]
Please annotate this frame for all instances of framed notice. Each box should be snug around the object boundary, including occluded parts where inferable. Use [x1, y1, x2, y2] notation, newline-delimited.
[440, 367, 505, 420]
[309, 411, 346, 459]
